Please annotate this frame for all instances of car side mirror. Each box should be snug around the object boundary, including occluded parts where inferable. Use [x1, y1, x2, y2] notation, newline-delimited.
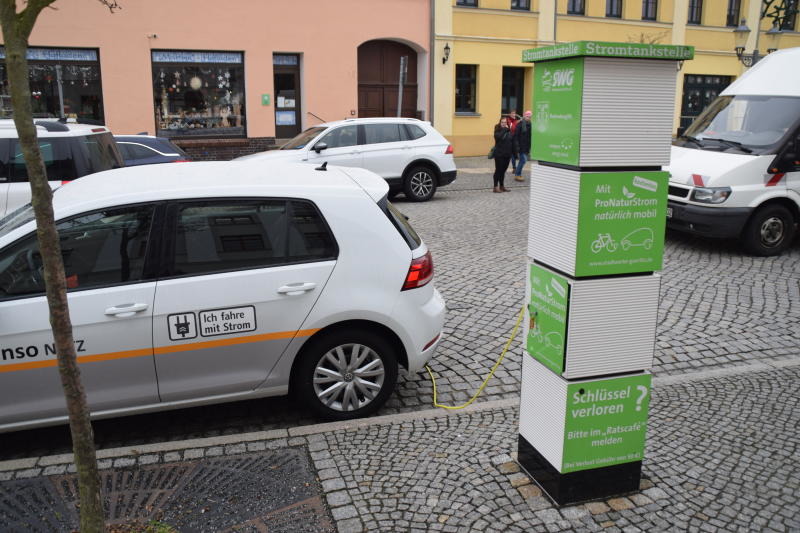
[313, 142, 328, 154]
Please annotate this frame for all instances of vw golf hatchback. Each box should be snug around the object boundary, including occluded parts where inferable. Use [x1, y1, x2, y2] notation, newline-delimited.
[0, 161, 445, 432]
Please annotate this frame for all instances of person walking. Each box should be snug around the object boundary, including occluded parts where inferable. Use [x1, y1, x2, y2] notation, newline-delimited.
[513, 110, 532, 181]
[492, 116, 517, 193]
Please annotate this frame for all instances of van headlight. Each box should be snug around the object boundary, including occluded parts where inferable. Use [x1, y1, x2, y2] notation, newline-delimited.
[691, 187, 731, 204]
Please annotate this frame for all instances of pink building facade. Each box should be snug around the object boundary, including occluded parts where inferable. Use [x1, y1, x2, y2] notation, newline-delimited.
[3, 0, 431, 158]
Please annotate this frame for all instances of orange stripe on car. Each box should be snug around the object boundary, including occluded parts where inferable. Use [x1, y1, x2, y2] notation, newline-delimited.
[0, 328, 319, 373]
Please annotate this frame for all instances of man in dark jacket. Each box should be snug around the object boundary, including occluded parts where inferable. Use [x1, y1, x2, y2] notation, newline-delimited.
[513, 110, 532, 181]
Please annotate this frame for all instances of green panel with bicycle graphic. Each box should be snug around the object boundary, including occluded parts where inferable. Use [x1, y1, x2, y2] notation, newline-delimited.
[574, 170, 669, 277]
[527, 263, 570, 374]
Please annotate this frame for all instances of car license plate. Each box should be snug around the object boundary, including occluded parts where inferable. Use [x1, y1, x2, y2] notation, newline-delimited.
[666, 207, 673, 218]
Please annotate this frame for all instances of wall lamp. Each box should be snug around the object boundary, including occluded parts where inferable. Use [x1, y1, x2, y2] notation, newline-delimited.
[442, 43, 451, 64]
[733, 19, 783, 67]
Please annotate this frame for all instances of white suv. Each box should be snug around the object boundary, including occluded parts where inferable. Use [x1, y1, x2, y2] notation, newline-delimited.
[0, 160, 445, 431]
[237, 118, 457, 202]
[0, 119, 124, 217]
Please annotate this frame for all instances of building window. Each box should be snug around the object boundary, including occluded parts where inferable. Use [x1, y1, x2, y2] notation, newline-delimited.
[687, 0, 703, 24]
[456, 0, 477, 6]
[567, 0, 586, 15]
[0, 47, 104, 121]
[607, 0, 623, 17]
[679, 74, 732, 133]
[781, 0, 798, 30]
[642, 0, 658, 20]
[511, 0, 530, 10]
[726, 0, 741, 26]
[502, 67, 525, 116]
[455, 64, 477, 113]
[151, 50, 246, 138]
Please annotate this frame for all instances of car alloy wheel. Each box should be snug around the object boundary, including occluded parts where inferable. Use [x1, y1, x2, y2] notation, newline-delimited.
[403, 166, 437, 202]
[313, 342, 385, 412]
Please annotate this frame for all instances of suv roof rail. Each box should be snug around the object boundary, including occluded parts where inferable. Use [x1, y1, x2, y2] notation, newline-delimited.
[58, 117, 106, 126]
[34, 120, 70, 132]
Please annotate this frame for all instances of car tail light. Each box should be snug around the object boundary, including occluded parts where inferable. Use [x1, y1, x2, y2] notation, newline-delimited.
[445, 145, 453, 155]
[402, 251, 433, 290]
[170, 159, 192, 163]
[91, 127, 107, 133]
[60, 180, 72, 185]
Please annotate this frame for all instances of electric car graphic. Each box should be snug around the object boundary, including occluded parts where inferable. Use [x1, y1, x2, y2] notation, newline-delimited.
[621, 227, 655, 250]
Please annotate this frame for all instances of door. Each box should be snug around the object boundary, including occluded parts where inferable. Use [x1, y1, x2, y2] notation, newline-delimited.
[357, 40, 418, 118]
[305, 124, 362, 169]
[359, 122, 410, 179]
[0, 204, 158, 426]
[152, 198, 337, 401]
[274, 54, 302, 139]
[502, 67, 526, 116]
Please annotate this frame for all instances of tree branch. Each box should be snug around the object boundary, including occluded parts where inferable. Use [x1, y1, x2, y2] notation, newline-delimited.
[18, 0, 56, 39]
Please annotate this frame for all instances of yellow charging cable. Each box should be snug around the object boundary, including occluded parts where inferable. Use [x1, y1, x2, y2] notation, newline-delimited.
[425, 306, 525, 410]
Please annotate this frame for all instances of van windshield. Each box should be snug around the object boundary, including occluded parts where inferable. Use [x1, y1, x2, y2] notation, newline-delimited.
[279, 127, 326, 150]
[679, 95, 800, 154]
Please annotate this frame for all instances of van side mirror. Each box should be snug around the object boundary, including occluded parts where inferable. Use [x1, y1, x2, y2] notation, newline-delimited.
[313, 142, 328, 154]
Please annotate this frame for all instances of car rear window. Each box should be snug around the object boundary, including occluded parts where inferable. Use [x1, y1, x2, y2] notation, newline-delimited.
[81, 132, 123, 173]
[380, 198, 422, 250]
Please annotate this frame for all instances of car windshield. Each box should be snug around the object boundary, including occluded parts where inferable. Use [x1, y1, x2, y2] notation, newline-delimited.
[681, 95, 800, 154]
[279, 127, 326, 150]
[0, 203, 35, 239]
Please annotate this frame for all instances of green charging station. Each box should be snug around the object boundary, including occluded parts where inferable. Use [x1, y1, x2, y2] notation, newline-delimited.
[517, 41, 693, 505]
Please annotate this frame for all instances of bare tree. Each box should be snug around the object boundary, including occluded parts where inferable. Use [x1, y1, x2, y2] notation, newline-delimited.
[0, 1, 120, 531]
[627, 31, 669, 44]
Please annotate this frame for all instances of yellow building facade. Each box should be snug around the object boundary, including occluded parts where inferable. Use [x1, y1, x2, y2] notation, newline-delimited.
[433, 0, 800, 156]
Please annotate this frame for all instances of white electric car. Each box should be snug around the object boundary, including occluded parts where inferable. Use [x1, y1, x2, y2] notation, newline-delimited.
[0, 161, 445, 432]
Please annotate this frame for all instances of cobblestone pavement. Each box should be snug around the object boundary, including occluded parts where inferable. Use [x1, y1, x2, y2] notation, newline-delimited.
[2, 158, 799, 460]
[2, 361, 798, 532]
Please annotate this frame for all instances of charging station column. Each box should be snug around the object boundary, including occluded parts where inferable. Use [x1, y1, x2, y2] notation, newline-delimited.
[517, 41, 694, 506]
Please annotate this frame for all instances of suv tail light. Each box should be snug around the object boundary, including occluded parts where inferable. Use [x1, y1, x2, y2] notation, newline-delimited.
[445, 145, 453, 155]
[402, 251, 433, 290]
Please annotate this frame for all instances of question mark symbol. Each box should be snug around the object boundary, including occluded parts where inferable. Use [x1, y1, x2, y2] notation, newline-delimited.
[635, 385, 648, 411]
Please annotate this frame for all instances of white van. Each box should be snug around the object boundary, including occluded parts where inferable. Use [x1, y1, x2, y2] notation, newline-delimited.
[667, 47, 800, 255]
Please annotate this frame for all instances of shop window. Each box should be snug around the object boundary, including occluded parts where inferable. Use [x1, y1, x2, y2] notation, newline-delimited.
[642, 0, 658, 20]
[726, 0, 741, 26]
[151, 50, 246, 138]
[687, 0, 703, 24]
[607, 0, 623, 18]
[455, 65, 477, 114]
[567, 0, 585, 15]
[511, 0, 530, 10]
[0, 47, 104, 121]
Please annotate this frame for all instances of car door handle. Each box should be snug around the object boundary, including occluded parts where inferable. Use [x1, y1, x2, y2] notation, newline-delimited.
[277, 282, 317, 295]
[104, 302, 149, 318]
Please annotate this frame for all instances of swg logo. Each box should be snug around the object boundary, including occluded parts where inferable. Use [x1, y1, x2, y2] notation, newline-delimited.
[542, 68, 575, 91]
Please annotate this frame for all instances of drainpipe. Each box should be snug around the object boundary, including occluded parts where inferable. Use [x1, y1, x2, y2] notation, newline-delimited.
[429, 0, 435, 124]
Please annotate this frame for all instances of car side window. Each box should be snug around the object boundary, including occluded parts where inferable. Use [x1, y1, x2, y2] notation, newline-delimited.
[403, 124, 427, 140]
[318, 126, 358, 149]
[0, 204, 155, 299]
[170, 199, 337, 277]
[364, 124, 402, 145]
[120, 143, 158, 160]
[8, 139, 77, 182]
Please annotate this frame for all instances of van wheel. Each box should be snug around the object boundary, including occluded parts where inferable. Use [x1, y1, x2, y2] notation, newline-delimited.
[294, 329, 398, 420]
[742, 205, 796, 256]
[403, 166, 437, 202]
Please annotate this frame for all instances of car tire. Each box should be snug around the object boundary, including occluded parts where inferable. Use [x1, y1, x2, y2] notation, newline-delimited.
[294, 329, 398, 420]
[403, 166, 437, 202]
[742, 204, 796, 256]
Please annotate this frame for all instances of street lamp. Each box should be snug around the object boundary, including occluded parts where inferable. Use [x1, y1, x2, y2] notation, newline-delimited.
[733, 19, 783, 67]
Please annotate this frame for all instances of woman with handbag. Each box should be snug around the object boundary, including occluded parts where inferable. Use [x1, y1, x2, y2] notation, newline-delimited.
[491, 116, 518, 193]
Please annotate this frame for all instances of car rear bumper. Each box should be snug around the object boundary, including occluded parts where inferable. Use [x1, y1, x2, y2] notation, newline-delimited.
[667, 200, 752, 239]
[439, 170, 457, 186]
[393, 286, 446, 373]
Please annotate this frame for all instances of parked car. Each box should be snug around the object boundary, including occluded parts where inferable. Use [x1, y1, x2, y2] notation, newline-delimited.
[236, 118, 457, 202]
[0, 119, 124, 217]
[0, 160, 445, 432]
[667, 47, 800, 256]
[114, 134, 192, 166]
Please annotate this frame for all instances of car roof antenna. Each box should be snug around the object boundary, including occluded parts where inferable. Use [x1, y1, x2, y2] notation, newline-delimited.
[315, 161, 328, 171]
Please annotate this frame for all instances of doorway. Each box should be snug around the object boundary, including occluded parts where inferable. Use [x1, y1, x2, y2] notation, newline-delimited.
[274, 54, 301, 138]
[358, 40, 418, 118]
[502, 67, 525, 115]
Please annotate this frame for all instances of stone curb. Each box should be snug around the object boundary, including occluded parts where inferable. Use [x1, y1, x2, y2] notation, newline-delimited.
[1, 355, 796, 475]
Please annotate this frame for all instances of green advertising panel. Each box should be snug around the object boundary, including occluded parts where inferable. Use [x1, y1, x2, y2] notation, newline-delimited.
[527, 264, 570, 374]
[574, 170, 668, 277]
[523, 41, 694, 63]
[562, 373, 651, 473]
[531, 56, 584, 166]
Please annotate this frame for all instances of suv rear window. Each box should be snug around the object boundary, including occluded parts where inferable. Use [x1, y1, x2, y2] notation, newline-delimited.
[380, 198, 422, 250]
[81, 132, 123, 174]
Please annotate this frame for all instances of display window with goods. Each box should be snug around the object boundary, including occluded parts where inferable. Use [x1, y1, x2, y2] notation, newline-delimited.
[0, 47, 104, 122]
[151, 50, 246, 138]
